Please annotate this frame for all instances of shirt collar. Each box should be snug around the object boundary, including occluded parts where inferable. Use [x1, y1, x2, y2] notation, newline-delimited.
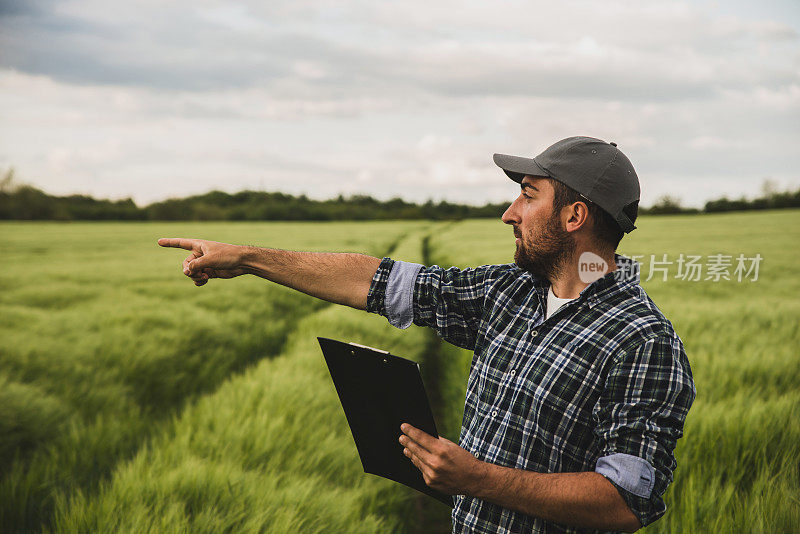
[529, 253, 641, 305]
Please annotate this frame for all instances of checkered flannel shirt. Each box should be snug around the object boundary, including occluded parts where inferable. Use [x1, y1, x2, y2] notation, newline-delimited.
[366, 254, 696, 533]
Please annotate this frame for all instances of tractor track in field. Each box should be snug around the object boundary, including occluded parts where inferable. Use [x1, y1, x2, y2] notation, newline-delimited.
[409, 224, 461, 534]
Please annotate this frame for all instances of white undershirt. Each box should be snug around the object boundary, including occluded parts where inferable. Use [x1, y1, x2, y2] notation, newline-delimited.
[546, 285, 575, 320]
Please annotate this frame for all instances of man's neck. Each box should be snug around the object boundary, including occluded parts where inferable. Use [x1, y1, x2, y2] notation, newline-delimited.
[549, 250, 617, 299]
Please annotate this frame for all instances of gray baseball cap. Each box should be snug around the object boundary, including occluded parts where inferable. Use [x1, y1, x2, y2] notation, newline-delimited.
[493, 136, 640, 233]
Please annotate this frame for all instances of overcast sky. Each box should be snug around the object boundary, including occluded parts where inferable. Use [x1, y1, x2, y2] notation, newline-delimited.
[1, 0, 798, 208]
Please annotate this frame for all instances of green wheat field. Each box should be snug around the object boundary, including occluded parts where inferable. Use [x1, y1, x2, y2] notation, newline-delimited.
[1, 210, 798, 533]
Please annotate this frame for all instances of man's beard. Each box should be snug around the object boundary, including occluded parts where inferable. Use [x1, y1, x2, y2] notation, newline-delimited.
[514, 212, 577, 281]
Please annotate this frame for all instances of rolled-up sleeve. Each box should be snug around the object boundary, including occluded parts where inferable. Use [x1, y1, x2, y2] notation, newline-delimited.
[366, 257, 424, 329]
[366, 257, 395, 318]
[593, 333, 696, 527]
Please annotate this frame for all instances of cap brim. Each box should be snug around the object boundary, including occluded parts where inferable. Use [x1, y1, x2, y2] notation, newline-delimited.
[493, 153, 549, 183]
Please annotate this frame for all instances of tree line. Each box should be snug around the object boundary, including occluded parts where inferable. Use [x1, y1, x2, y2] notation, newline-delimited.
[1, 169, 798, 221]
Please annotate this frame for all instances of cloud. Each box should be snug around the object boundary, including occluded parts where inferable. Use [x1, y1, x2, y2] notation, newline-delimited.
[2, 0, 797, 100]
[687, 136, 748, 150]
[0, 0, 798, 208]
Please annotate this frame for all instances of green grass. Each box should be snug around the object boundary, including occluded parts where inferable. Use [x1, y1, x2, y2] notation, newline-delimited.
[1, 211, 798, 532]
[52, 304, 434, 533]
[48, 226, 446, 533]
[0, 220, 427, 532]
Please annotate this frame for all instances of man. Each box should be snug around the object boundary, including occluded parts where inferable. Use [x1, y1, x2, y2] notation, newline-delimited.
[158, 136, 695, 533]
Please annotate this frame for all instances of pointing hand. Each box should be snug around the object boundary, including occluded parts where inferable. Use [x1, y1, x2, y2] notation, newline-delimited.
[157, 237, 248, 286]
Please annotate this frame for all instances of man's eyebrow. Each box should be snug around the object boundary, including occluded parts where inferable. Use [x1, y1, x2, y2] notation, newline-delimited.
[521, 183, 539, 192]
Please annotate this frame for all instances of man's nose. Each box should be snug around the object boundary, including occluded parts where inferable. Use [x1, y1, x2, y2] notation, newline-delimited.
[501, 199, 520, 225]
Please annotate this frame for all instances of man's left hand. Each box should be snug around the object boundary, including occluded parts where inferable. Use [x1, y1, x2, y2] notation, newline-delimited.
[399, 423, 486, 495]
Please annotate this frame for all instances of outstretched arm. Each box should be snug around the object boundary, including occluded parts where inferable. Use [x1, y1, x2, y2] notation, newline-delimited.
[157, 238, 381, 310]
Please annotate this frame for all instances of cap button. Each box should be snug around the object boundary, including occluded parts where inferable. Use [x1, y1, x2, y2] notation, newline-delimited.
[610, 142, 617, 147]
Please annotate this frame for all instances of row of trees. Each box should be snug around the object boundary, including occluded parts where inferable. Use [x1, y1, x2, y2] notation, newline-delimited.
[1, 169, 797, 221]
[647, 179, 800, 214]
[0, 170, 508, 221]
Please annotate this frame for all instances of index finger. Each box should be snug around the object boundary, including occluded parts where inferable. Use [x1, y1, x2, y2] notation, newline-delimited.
[400, 423, 437, 452]
[157, 238, 200, 250]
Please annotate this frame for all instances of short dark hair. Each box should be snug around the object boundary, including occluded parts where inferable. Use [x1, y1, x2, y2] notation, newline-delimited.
[547, 178, 625, 251]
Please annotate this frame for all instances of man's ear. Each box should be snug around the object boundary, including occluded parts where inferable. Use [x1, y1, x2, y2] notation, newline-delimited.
[564, 201, 590, 232]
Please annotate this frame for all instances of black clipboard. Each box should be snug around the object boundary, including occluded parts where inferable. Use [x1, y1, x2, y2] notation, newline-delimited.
[317, 337, 453, 507]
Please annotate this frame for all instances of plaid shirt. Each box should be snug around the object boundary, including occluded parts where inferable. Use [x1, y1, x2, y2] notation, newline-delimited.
[366, 254, 696, 533]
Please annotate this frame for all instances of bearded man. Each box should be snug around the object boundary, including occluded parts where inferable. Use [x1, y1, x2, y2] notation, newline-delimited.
[159, 136, 695, 534]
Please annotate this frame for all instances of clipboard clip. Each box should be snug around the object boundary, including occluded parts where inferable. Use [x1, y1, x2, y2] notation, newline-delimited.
[349, 342, 389, 354]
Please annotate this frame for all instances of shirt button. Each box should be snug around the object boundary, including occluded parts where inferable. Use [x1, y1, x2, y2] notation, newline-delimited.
[492, 410, 498, 417]
[530, 329, 538, 338]
[510, 369, 516, 376]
